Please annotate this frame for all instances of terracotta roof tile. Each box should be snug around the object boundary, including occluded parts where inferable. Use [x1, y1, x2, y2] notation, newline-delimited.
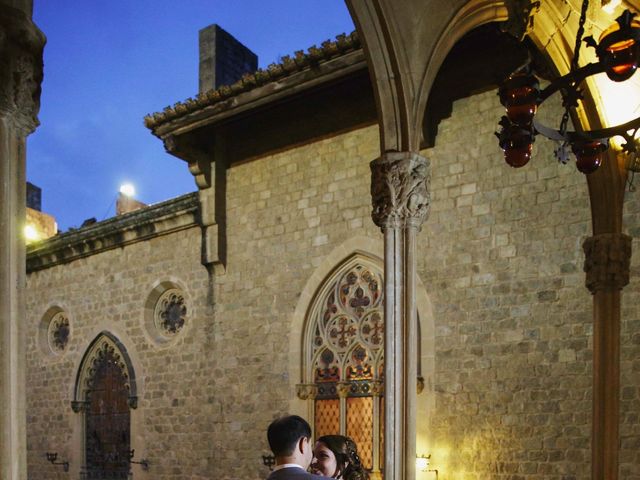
[144, 31, 361, 130]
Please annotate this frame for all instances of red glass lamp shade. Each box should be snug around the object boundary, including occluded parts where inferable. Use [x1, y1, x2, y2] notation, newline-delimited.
[597, 11, 640, 82]
[572, 141, 607, 174]
[498, 124, 535, 168]
[498, 73, 539, 126]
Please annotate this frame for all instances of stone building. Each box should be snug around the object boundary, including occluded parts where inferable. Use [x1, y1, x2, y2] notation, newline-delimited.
[2, 1, 640, 480]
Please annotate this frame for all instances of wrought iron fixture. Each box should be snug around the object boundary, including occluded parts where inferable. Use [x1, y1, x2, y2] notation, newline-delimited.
[262, 454, 276, 470]
[416, 454, 439, 477]
[128, 449, 149, 471]
[46, 452, 69, 472]
[496, 1, 640, 175]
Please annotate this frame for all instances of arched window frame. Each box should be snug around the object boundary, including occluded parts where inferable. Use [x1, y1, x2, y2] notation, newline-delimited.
[299, 253, 389, 475]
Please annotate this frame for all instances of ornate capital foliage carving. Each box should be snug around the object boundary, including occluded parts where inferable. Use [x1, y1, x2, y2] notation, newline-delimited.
[296, 383, 318, 400]
[583, 233, 632, 293]
[0, 6, 45, 132]
[337, 382, 352, 399]
[370, 151, 431, 229]
[370, 380, 384, 396]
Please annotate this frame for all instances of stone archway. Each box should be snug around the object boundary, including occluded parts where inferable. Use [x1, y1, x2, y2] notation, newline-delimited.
[72, 332, 138, 479]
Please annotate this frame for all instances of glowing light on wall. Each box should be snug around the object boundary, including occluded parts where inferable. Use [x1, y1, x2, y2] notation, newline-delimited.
[119, 183, 136, 197]
[24, 224, 39, 242]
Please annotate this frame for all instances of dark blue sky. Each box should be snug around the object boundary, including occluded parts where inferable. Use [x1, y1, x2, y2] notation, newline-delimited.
[28, 1, 355, 231]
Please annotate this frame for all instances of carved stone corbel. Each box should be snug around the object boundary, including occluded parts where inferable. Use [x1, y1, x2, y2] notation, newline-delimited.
[583, 233, 632, 293]
[162, 134, 211, 189]
[70, 400, 89, 413]
[501, 0, 540, 40]
[0, 6, 46, 133]
[296, 384, 318, 400]
[370, 151, 430, 229]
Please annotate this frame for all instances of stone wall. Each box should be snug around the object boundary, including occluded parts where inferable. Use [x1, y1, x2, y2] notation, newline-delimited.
[26, 222, 213, 480]
[423, 91, 596, 479]
[25, 87, 640, 480]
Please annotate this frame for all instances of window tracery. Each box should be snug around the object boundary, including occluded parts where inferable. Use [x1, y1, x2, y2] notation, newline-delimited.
[302, 257, 385, 474]
[47, 311, 70, 353]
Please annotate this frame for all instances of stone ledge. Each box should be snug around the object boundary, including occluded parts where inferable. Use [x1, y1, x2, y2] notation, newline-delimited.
[27, 192, 199, 272]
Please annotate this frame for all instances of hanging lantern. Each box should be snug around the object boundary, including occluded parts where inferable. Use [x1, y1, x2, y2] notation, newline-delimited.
[495, 6, 640, 177]
[595, 10, 640, 82]
[498, 73, 539, 126]
[572, 140, 607, 174]
[497, 121, 535, 168]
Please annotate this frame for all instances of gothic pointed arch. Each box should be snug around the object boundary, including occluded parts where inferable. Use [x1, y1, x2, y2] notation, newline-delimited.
[72, 331, 138, 411]
[300, 253, 388, 475]
[71, 332, 137, 479]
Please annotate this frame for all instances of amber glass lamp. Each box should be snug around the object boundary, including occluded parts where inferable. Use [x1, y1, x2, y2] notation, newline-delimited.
[496, 5, 640, 175]
[572, 140, 608, 174]
[592, 10, 640, 82]
[496, 117, 535, 168]
[498, 73, 539, 126]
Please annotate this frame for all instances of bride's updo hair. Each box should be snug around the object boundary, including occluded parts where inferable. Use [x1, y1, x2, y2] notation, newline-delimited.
[316, 435, 369, 480]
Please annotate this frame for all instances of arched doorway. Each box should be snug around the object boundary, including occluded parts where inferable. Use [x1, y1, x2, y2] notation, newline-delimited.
[72, 332, 137, 479]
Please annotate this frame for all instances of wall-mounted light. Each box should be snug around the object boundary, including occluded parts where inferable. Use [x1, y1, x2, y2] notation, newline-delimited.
[416, 454, 439, 477]
[46, 452, 69, 472]
[416, 454, 431, 471]
[129, 449, 149, 471]
[262, 454, 276, 470]
[24, 224, 40, 242]
[119, 183, 136, 197]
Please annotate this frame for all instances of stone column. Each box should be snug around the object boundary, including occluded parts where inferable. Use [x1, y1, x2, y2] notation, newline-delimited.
[583, 233, 632, 480]
[337, 382, 351, 435]
[371, 151, 430, 480]
[370, 380, 383, 480]
[0, 4, 44, 479]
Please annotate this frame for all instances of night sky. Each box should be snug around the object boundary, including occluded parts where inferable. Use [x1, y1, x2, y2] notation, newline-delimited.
[28, 1, 355, 231]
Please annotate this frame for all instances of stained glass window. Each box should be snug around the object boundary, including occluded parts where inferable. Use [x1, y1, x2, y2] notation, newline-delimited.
[303, 257, 385, 476]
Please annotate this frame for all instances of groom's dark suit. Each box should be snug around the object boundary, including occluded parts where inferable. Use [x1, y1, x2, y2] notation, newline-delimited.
[266, 466, 326, 480]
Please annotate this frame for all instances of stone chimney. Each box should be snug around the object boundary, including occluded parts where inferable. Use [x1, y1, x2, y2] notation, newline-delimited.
[116, 193, 147, 216]
[26, 181, 41, 211]
[199, 24, 258, 93]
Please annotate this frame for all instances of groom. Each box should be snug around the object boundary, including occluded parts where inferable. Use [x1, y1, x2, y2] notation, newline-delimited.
[266, 415, 325, 480]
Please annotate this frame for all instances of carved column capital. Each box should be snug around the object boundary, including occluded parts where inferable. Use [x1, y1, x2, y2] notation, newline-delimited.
[583, 233, 632, 293]
[417, 376, 425, 395]
[296, 383, 318, 400]
[0, 6, 45, 133]
[337, 382, 352, 399]
[370, 151, 430, 229]
[371, 380, 384, 396]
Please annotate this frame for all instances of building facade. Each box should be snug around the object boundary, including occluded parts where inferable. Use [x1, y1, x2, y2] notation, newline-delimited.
[22, 5, 640, 480]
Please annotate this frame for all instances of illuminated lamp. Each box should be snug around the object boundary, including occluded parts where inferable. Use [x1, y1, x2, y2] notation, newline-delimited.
[498, 73, 539, 126]
[24, 224, 39, 242]
[572, 140, 608, 173]
[416, 454, 430, 471]
[496, 118, 535, 168]
[496, 3, 640, 176]
[592, 10, 640, 82]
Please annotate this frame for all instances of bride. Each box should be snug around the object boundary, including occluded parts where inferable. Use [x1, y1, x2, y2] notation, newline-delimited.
[310, 435, 369, 480]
